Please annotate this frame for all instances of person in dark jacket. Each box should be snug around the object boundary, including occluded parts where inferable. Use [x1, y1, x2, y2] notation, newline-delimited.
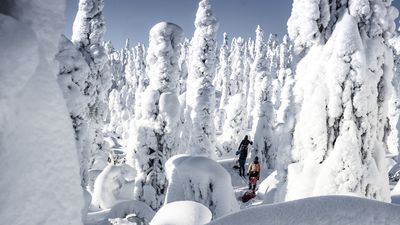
[236, 135, 253, 177]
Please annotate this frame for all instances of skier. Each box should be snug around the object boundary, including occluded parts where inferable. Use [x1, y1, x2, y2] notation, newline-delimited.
[247, 156, 261, 191]
[236, 135, 253, 177]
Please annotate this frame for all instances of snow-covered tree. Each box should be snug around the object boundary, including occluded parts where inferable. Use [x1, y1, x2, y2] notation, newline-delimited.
[72, 0, 112, 170]
[186, 0, 219, 158]
[387, 36, 400, 158]
[56, 35, 92, 187]
[132, 43, 148, 121]
[106, 41, 127, 137]
[266, 34, 281, 112]
[214, 33, 231, 135]
[217, 32, 232, 107]
[0, 0, 84, 224]
[179, 39, 190, 95]
[286, 0, 398, 202]
[127, 22, 184, 210]
[220, 37, 248, 153]
[273, 35, 296, 202]
[249, 26, 275, 167]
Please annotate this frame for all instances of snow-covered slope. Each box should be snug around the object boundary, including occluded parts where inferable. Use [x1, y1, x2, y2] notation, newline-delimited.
[207, 195, 400, 225]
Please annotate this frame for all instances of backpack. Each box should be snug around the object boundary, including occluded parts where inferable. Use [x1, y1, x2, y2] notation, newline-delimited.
[249, 163, 260, 173]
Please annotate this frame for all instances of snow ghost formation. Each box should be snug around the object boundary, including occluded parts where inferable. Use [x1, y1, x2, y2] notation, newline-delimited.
[186, 0, 219, 158]
[0, 0, 84, 224]
[127, 22, 184, 210]
[285, 0, 398, 202]
[72, 0, 112, 175]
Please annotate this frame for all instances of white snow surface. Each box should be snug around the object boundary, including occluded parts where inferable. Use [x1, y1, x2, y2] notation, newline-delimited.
[92, 164, 136, 209]
[0, 14, 38, 98]
[165, 155, 239, 218]
[287, 11, 392, 201]
[0, 1, 84, 225]
[150, 201, 212, 225]
[256, 170, 279, 204]
[207, 195, 400, 225]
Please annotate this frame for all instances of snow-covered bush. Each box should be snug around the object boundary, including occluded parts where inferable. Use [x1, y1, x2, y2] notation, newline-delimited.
[92, 164, 136, 209]
[0, 0, 84, 224]
[165, 155, 239, 218]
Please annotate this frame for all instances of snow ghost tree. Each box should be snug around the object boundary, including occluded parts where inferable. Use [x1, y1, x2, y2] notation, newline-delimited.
[273, 35, 296, 202]
[132, 43, 148, 121]
[217, 32, 232, 109]
[127, 22, 184, 210]
[0, 0, 84, 224]
[178, 39, 190, 95]
[250, 26, 275, 167]
[387, 36, 400, 158]
[186, 0, 219, 158]
[286, 0, 398, 202]
[72, 0, 112, 171]
[220, 37, 248, 154]
[214, 33, 231, 135]
[56, 35, 92, 187]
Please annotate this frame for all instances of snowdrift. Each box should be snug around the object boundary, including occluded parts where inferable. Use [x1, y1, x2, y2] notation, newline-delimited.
[165, 154, 239, 218]
[150, 201, 212, 225]
[207, 195, 400, 225]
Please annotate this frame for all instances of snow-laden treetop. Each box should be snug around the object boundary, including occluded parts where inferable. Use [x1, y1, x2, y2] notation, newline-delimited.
[147, 22, 184, 93]
[195, 0, 219, 32]
[288, 0, 399, 52]
[72, 0, 106, 47]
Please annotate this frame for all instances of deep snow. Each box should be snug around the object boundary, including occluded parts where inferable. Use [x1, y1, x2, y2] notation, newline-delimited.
[207, 195, 400, 225]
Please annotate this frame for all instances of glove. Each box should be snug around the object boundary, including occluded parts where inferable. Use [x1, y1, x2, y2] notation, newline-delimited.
[247, 173, 249, 176]
[257, 176, 259, 180]
[235, 151, 240, 155]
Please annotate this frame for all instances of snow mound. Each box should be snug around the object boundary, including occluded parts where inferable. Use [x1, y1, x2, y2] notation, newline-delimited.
[92, 164, 137, 209]
[256, 170, 279, 203]
[150, 201, 212, 225]
[108, 200, 156, 223]
[165, 154, 239, 218]
[207, 195, 400, 225]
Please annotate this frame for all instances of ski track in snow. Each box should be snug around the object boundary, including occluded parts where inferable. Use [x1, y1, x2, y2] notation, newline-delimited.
[217, 157, 272, 209]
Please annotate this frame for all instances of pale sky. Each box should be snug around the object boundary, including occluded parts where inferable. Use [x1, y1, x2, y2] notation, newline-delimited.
[65, 0, 400, 49]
